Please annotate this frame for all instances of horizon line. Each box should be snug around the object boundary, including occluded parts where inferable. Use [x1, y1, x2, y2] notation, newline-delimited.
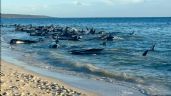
[1, 13, 171, 18]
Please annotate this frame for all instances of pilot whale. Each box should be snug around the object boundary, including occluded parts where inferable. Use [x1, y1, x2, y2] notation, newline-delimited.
[10, 39, 37, 44]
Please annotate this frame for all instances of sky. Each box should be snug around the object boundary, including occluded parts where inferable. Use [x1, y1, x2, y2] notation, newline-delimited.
[1, 0, 171, 17]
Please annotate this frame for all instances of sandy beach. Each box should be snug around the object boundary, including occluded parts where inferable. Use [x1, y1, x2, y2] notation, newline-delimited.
[0, 60, 97, 96]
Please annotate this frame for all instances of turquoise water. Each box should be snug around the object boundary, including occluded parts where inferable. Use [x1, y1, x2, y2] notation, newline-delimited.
[1, 17, 171, 95]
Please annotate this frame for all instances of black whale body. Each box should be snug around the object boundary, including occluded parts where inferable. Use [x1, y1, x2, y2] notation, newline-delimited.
[49, 44, 60, 48]
[58, 35, 82, 41]
[70, 48, 104, 55]
[10, 39, 38, 44]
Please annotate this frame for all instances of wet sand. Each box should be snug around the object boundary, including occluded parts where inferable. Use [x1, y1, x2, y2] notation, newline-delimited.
[0, 60, 97, 96]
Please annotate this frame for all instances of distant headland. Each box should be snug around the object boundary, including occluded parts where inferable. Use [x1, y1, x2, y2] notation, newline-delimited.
[1, 13, 52, 18]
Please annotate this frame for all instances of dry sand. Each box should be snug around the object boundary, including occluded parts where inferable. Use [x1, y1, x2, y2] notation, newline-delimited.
[0, 60, 97, 96]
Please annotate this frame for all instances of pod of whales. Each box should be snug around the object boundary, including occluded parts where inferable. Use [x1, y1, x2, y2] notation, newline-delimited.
[1, 24, 157, 56]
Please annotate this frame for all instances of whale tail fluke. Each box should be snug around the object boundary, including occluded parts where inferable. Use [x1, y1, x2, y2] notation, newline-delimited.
[142, 44, 156, 56]
[150, 44, 156, 51]
[130, 31, 135, 35]
[142, 50, 149, 56]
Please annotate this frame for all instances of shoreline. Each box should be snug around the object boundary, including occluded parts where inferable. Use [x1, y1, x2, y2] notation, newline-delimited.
[0, 58, 146, 96]
[0, 60, 98, 96]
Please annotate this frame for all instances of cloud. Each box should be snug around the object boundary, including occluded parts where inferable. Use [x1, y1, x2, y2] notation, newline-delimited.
[103, 0, 145, 5]
[73, 1, 90, 6]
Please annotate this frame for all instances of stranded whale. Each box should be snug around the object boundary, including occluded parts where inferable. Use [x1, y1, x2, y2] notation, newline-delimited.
[10, 39, 38, 44]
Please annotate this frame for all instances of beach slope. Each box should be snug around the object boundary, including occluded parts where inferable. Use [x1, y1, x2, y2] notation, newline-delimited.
[0, 60, 97, 96]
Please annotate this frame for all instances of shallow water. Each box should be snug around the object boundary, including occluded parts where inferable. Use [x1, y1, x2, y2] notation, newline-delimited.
[1, 17, 171, 96]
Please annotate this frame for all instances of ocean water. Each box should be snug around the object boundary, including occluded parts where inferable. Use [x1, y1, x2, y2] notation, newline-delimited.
[1, 17, 171, 96]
